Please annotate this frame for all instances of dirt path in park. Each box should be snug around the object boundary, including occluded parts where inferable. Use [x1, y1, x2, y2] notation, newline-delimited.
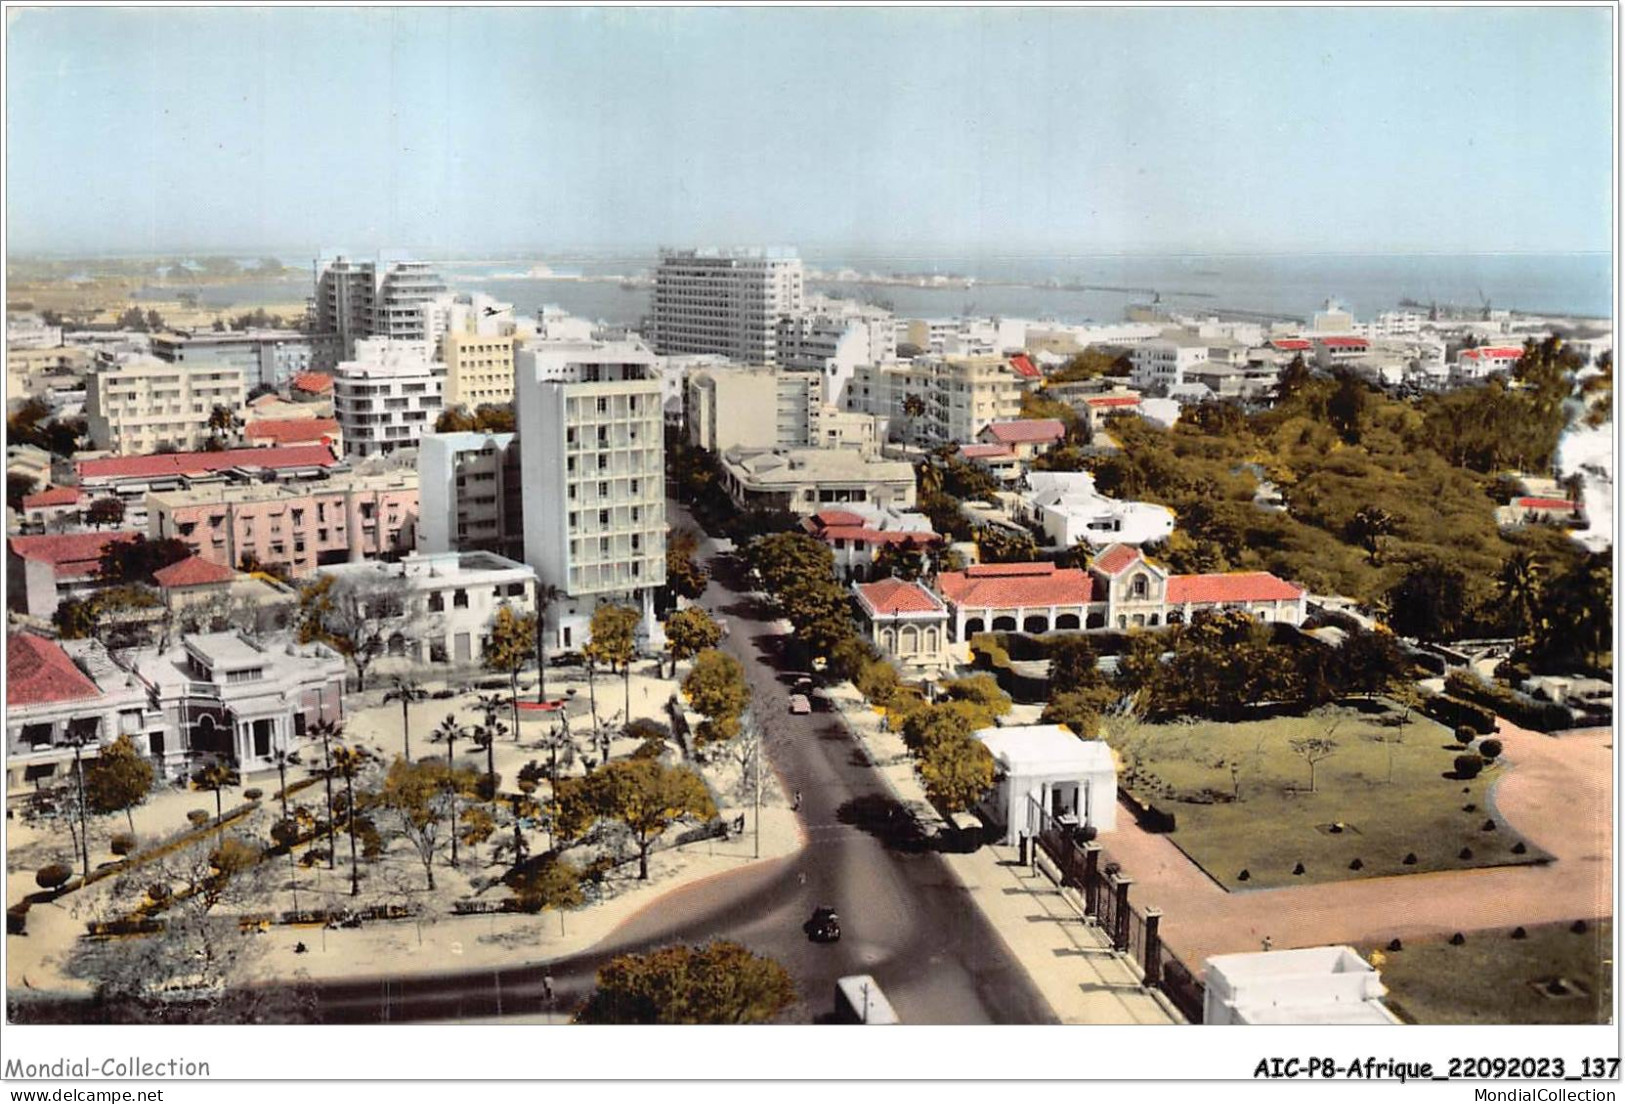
[1097, 722, 1613, 973]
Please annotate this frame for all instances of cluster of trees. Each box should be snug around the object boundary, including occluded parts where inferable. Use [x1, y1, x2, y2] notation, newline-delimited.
[1073, 343, 1610, 676]
[744, 532, 859, 664]
[681, 649, 749, 744]
[1044, 346, 1133, 385]
[209, 308, 289, 332]
[577, 941, 795, 1024]
[434, 403, 516, 434]
[8, 396, 84, 458]
[666, 439, 797, 543]
[114, 307, 167, 332]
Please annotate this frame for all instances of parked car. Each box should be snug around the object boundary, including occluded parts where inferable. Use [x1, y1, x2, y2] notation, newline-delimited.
[549, 651, 586, 668]
[788, 694, 811, 715]
[805, 905, 841, 943]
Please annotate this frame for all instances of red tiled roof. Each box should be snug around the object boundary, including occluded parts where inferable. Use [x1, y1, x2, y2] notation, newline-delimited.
[1165, 572, 1304, 604]
[291, 371, 334, 393]
[22, 486, 80, 509]
[811, 509, 866, 528]
[1091, 543, 1143, 576]
[984, 419, 1065, 445]
[8, 530, 140, 577]
[958, 443, 1015, 460]
[939, 563, 1100, 608]
[245, 417, 340, 445]
[153, 554, 236, 588]
[1317, 337, 1369, 349]
[7, 633, 103, 708]
[76, 444, 338, 482]
[1462, 346, 1524, 361]
[1271, 339, 1312, 351]
[1008, 354, 1041, 379]
[1084, 395, 1141, 408]
[857, 578, 946, 616]
[819, 525, 938, 547]
[1513, 496, 1581, 512]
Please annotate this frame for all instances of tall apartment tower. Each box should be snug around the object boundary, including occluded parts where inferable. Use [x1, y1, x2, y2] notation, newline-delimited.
[310, 251, 448, 365]
[650, 247, 805, 366]
[515, 336, 667, 651]
[332, 338, 444, 457]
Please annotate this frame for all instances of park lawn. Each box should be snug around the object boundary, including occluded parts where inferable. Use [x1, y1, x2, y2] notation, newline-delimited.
[1362, 922, 1612, 1025]
[1107, 704, 1552, 890]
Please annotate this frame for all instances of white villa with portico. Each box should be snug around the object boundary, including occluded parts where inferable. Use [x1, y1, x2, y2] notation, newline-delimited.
[853, 577, 951, 669]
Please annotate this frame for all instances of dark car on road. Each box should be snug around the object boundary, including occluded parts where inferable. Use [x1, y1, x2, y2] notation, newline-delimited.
[805, 905, 841, 943]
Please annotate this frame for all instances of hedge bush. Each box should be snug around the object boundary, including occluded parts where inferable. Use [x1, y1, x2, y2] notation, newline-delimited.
[1423, 695, 1496, 735]
[1445, 670, 1576, 733]
[1477, 738, 1503, 760]
[1452, 754, 1484, 780]
[110, 833, 137, 856]
[35, 863, 72, 890]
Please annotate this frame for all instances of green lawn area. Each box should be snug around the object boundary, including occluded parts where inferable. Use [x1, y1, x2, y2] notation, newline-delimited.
[1362, 922, 1613, 1025]
[1106, 702, 1552, 890]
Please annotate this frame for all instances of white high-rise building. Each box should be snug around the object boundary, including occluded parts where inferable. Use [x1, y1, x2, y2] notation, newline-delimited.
[310, 251, 449, 365]
[515, 335, 667, 651]
[651, 247, 805, 365]
[84, 354, 248, 455]
[332, 338, 444, 457]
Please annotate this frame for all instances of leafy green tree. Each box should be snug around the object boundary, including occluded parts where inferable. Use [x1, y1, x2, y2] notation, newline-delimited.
[1040, 691, 1104, 738]
[748, 532, 836, 595]
[84, 733, 155, 834]
[373, 757, 470, 891]
[974, 525, 1040, 565]
[296, 573, 412, 691]
[205, 405, 243, 447]
[917, 732, 996, 814]
[1288, 736, 1340, 793]
[1497, 549, 1543, 644]
[473, 403, 516, 433]
[776, 577, 855, 660]
[85, 497, 126, 529]
[1047, 635, 1106, 696]
[435, 406, 477, 433]
[900, 700, 994, 753]
[1385, 559, 1473, 643]
[383, 676, 427, 762]
[586, 603, 640, 726]
[1345, 505, 1395, 566]
[682, 648, 750, 744]
[663, 607, 722, 677]
[666, 529, 710, 601]
[940, 673, 1012, 718]
[505, 854, 585, 915]
[484, 603, 537, 742]
[6, 472, 37, 512]
[553, 759, 718, 880]
[98, 535, 192, 585]
[577, 941, 795, 1024]
[874, 536, 929, 582]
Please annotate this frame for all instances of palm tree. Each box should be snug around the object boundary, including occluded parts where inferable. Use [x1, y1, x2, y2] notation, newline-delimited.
[1496, 550, 1543, 644]
[271, 748, 301, 821]
[534, 582, 565, 702]
[191, 761, 240, 828]
[902, 392, 927, 447]
[329, 744, 373, 897]
[383, 677, 428, 761]
[430, 713, 465, 769]
[470, 719, 508, 793]
[308, 718, 343, 870]
[916, 459, 945, 500]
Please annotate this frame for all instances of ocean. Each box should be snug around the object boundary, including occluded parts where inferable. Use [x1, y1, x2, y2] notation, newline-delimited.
[137, 250, 1612, 329]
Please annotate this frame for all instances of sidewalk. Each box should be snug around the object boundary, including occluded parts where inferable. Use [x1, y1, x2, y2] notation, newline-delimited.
[823, 682, 1180, 1025]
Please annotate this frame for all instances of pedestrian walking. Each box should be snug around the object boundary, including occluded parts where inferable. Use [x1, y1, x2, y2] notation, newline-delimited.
[1261, 936, 1273, 952]
[543, 972, 555, 1003]
[793, 790, 802, 811]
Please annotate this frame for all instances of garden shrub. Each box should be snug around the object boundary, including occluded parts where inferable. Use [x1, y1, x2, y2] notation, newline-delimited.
[110, 833, 137, 856]
[1452, 754, 1483, 779]
[34, 863, 71, 890]
[1477, 738, 1502, 760]
[1423, 696, 1496, 735]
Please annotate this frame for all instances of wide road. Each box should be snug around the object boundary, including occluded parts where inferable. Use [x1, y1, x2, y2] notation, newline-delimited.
[142, 507, 1051, 1026]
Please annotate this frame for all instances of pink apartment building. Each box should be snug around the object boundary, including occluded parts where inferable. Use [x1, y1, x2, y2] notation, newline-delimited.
[148, 470, 418, 578]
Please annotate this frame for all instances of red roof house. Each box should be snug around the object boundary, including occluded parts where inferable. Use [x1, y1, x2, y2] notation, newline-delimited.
[981, 419, 1066, 446]
[938, 562, 1101, 609]
[1008, 353, 1042, 380]
[958, 442, 1016, 461]
[244, 417, 341, 448]
[76, 444, 339, 484]
[1090, 543, 1144, 576]
[1165, 572, 1305, 605]
[21, 486, 81, 510]
[291, 371, 334, 395]
[856, 577, 948, 617]
[7, 633, 102, 708]
[1271, 339, 1312, 352]
[153, 554, 237, 589]
[9, 530, 140, 579]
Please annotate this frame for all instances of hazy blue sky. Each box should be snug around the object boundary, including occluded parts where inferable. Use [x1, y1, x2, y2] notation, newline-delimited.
[6, 6, 1614, 257]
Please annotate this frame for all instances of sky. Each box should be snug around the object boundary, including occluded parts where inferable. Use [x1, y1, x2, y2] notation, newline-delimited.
[4, 6, 1615, 258]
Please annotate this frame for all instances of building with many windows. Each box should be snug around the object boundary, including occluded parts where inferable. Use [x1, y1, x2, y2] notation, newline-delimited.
[74, 444, 342, 532]
[716, 446, 917, 517]
[84, 355, 249, 454]
[309, 251, 449, 365]
[417, 431, 524, 559]
[319, 551, 536, 668]
[147, 469, 418, 578]
[845, 354, 1035, 445]
[650, 247, 804, 365]
[515, 336, 667, 650]
[332, 338, 444, 457]
[150, 329, 317, 391]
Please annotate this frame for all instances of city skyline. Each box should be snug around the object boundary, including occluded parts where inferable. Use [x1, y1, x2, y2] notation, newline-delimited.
[6, 6, 1614, 257]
